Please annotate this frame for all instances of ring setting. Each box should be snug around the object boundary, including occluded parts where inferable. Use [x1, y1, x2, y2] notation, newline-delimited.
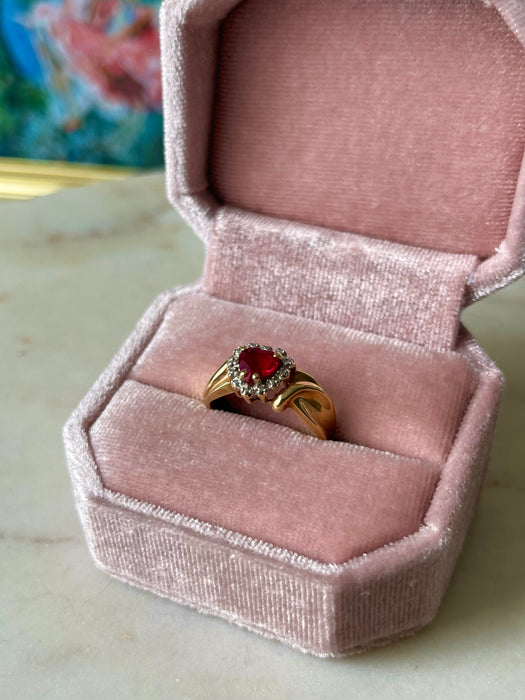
[228, 344, 296, 402]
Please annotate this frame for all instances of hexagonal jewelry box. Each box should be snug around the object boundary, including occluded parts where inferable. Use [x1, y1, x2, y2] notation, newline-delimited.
[64, 0, 525, 656]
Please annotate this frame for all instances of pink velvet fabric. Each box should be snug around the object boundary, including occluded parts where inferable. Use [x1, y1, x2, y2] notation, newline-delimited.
[205, 208, 478, 349]
[128, 292, 476, 462]
[160, 0, 525, 300]
[63, 286, 504, 655]
[210, 0, 525, 257]
[86, 290, 475, 564]
[90, 380, 439, 564]
[62, 0, 525, 656]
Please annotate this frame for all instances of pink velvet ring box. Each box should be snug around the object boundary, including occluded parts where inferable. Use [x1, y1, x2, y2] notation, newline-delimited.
[64, 0, 525, 656]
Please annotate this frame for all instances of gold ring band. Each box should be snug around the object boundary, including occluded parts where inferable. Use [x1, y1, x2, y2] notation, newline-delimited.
[203, 343, 336, 440]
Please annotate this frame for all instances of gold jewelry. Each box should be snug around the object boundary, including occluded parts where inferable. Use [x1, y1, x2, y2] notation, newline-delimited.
[203, 343, 336, 440]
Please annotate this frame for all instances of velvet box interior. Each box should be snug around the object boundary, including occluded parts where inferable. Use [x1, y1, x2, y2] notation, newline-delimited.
[64, 0, 525, 656]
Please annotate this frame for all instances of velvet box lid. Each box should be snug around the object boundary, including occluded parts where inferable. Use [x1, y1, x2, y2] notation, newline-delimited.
[64, 0, 525, 657]
[161, 0, 525, 309]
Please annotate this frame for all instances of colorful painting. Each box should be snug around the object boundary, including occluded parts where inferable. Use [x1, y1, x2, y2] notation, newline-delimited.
[0, 0, 164, 166]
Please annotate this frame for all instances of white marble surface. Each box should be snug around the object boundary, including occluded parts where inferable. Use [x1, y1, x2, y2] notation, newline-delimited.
[1, 172, 524, 699]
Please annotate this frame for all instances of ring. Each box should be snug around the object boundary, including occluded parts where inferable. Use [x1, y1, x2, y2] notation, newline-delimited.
[203, 343, 336, 440]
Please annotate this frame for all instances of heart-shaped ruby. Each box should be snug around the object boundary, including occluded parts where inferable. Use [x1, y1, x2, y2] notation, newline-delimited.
[238, 347, 282, 385]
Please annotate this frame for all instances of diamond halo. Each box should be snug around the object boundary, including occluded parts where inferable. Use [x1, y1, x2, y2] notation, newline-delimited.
[227, 343, 296, 402]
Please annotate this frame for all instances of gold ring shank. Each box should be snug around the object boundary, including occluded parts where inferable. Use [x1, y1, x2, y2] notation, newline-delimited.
[203, 363, 336, 440]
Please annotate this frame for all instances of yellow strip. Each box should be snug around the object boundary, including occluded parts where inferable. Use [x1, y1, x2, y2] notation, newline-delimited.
[0, 157, 136, 200]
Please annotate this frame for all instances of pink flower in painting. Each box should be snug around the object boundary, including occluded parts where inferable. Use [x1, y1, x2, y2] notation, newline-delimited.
[32, 0, 162, 112]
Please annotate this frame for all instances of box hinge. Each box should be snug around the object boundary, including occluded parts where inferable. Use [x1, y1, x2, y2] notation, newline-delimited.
[204, 207, 479, 350]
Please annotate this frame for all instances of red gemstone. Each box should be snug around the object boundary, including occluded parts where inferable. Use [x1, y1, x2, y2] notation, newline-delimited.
[238, 347, 281, 385]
